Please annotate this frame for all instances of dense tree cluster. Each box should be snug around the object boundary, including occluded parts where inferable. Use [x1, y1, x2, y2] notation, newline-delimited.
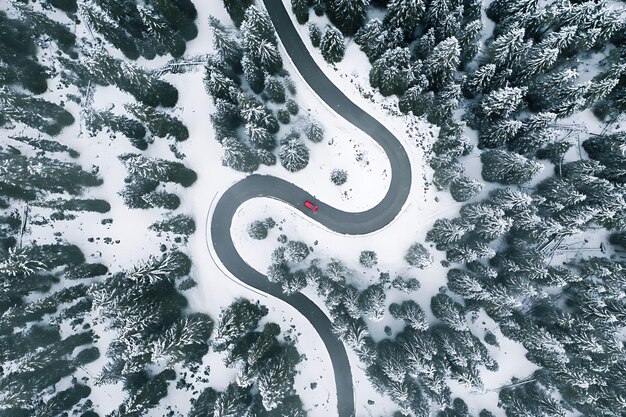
[77, 0, 197, 59]
[191, 299, 307, 416]
[207, 11, 320, 174]
[0, 237, 102, 415]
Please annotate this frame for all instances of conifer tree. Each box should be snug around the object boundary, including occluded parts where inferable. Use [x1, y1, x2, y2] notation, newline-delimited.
[359, 284, 386, 321]
[384, 0, 424, 36]
[279, 138, 310, 172]
[320, 26, 346, 63]
[291, 0, 310, 24]
[370, 47, 416, 96]
[125, 104, 188, 141]
[424, 37, 460, 91]
[450, 176, 483, 202]
[481, 149, 543, 184]
[221, 137, 260, 172]
[405, 242, 433, 269]
[325, 0, 370, 36]
[389, 300, 428, 331]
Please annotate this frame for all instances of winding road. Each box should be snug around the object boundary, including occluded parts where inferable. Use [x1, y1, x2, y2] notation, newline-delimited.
[209, 2, 413, 416]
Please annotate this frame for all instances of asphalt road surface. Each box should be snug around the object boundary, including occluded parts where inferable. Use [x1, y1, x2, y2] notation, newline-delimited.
[210, 2, 413, 416]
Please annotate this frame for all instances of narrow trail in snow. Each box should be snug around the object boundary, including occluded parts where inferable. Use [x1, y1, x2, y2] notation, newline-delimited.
[208, 2, 413, 416]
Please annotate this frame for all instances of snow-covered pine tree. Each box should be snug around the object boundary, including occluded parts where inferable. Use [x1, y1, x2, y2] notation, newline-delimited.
[359, 284, 386, 321]
[450, 176, 483, 202]
[431, 293, 469, 332]
[389, 300, 428, 331]
[221, 137, 260, 172]
[279, 138, 310, 172]
[213, 299, 268, 352]
[426, 218, 469, 250]
[370, 47, 416, 96]
[481, 149, 543, 184]
[291, 0, 310, 24]
[480, 86, 527, 119]
[245, 123, 275, 150]
[424, 37, 460, 91]
[320, 26, 345, 63]
[223, 0, 254, 27]
[405, 242, 433, 269]
[304, 121, 325, 143]
[125, 103, 188, 141]
[257, 352, 294, 410]
[209, 17, 243, 66]
[325, 0, 369, 36]
[359, 250, 378, 268]
[384, 0, 424, 37]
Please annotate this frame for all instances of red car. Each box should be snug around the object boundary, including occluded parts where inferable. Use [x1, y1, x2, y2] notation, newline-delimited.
[304, 200, 318, 212]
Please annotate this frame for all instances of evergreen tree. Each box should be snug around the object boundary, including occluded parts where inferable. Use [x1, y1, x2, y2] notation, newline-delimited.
[431, 293, 468, 331]
[257, 351, 296, 410]
[359, 250, 378, 268]
[405, 242, 433, 269]
[424, 37, 460, 91]
[481, 87, 527, 119]
[221, 137, 260, 172]
[389, 300, 428, 331]
[118, 153, 197, 186]
[279, 138, 310, 172]
[213, 299, 268, 352]
[125, 104, 188, 141]
[209, 17, 243, 66]
[291, 0, 310, 24]
[266, 76, 286, 103]
[308, 23, 322, 48]
[0, 152, 101, 200]
[481, 149, 543, 184]
[330, 168, 348, 185]
[223, 0, 254, 27]
[426, 218, 469, 250]
[450, 176, 483, 202]
[320, 26, 345, 63]
[284, 241, 310, 263]
[325, 0, 370, 36]
[384, 0, 424, 36]
[304, 121, 325, 143]
[370, 47, 416, 96]
[359, 284, 386, 321]
[0, 88, 74, 136]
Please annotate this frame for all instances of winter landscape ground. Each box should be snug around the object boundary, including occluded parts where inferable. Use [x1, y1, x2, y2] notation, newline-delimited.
[1, 0, 625, 417]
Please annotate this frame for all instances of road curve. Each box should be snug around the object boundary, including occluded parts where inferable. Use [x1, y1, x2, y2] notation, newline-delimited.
[210, 2, 413, 417]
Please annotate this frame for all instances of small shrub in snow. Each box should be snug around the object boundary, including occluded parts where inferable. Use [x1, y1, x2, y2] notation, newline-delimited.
[247, 218, 275, 240]
[308, 23, 321, 47]
[405, 242, 433, 269]
[304, 121, 324, 143]
[359, 250, 378, 268]
[330, 169, 348, 185]
[277, 234, 288, 244]
[484, 330, 499, 346]
[391, 276, 420, 293]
